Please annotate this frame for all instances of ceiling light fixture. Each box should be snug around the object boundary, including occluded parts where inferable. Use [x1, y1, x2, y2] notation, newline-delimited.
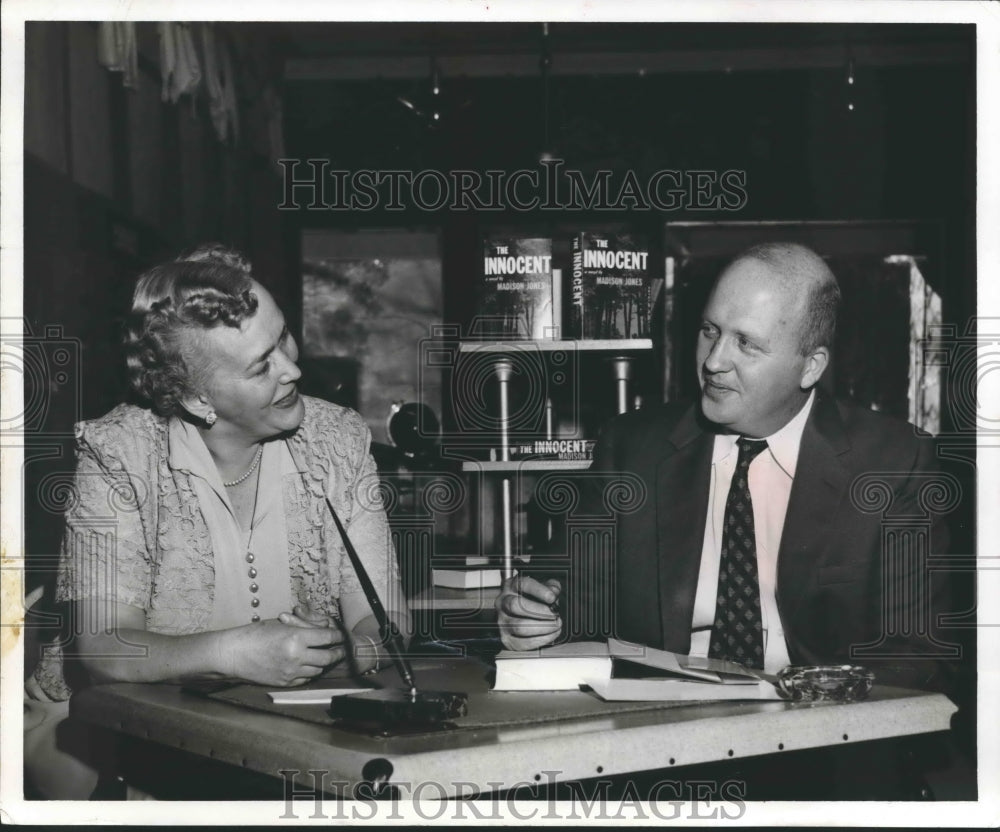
[538, 22, 556, 162]
[846, 47, 856, 113]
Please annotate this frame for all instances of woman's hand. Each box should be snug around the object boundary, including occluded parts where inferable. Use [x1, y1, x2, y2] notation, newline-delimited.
[222, 618, 347, 687]
[278, 604, 335, 630]
[279, 606, 387, 676]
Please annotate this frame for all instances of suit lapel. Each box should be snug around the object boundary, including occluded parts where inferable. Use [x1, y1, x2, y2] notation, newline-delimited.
[777, 393, 851, 627]
[655, 405, 714, 651]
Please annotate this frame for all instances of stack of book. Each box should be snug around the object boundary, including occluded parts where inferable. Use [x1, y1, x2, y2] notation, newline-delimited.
[493, 638, 782, 700]
[431, 556, 506, 589]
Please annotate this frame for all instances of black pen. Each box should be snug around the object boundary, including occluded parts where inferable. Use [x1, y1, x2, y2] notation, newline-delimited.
[324, 496, 418, 696]
[546, 579, 562, 619]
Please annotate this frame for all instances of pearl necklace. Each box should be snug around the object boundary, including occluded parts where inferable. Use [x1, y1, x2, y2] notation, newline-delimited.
[223, 445, 263, 487]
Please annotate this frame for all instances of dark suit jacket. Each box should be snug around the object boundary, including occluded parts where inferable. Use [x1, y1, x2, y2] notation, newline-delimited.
[555, 391, 957, 692]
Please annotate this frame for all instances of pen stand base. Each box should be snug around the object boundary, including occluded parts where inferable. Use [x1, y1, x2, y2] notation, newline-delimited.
[328, 689, 468, 733]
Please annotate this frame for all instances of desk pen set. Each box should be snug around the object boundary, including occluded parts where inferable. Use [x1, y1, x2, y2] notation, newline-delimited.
[324, 496, 468, 728]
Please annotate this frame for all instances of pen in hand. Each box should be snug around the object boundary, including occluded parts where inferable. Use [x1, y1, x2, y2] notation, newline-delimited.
[545, 579, 562, 617]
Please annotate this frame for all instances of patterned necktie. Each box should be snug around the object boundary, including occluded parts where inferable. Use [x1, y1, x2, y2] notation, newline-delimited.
[709, 437, 769, 669]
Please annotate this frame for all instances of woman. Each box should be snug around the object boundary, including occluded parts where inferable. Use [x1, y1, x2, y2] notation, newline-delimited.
[26, 244, 410, 797]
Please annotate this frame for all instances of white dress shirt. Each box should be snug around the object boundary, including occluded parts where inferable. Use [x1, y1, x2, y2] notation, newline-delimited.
[689, 390, 815, 673]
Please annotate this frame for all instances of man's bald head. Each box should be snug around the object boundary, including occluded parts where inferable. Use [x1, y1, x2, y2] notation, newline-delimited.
[727, 242, 841, 356]
[698, 242, 836, 437]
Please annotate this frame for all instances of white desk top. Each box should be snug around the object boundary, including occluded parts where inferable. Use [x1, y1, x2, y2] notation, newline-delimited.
[71, 659, 957, 798]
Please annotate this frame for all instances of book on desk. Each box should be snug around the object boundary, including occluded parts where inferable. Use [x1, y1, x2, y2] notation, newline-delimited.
[431, 567, 505, 589]
[493, 638, 783, 701]
[430, 555, 510, 589]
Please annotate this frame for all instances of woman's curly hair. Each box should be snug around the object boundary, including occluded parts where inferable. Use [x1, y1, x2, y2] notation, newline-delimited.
[123, 244, 259, 417]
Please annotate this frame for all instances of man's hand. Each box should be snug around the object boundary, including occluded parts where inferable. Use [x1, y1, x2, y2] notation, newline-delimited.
[496, 576, 563, 651]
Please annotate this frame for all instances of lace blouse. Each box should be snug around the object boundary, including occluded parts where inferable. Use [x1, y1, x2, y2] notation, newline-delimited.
[33, 396, 401, 700]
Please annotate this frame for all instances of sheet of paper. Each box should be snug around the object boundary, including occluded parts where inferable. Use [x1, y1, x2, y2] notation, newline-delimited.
[585, 678, 783, 702]
[608, 638, 762, 684]
[267, 688, 372, 705]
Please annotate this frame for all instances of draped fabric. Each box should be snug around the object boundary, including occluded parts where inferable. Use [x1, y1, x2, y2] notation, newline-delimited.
[96, 22, 138, 90]
[157, 22, 202, 103]
[200, 24, 240, 143]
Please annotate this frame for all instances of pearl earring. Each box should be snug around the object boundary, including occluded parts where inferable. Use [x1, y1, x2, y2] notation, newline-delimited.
[205, 411, 217, 426]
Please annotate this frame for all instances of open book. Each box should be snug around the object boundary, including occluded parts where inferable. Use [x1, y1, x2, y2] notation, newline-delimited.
[493, 638, 782, 700]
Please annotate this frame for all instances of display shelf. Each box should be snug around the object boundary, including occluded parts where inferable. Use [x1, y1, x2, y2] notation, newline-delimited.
[458, 338, 652, 353]
[461, 459, 591, 472]
[454, 338, 647, 580]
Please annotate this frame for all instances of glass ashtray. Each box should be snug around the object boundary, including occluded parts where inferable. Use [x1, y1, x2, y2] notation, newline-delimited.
[776, 665, 875, 702]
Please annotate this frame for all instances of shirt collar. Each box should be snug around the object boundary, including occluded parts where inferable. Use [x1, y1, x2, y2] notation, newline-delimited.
[711, 389, 816, 479]
[168, 416, 218, 478]
[168, 417, 304, 480]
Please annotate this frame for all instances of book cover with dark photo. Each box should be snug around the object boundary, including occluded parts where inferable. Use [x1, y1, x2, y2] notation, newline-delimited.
[570, 232, 656, 339]
[477, 237, 554, 339]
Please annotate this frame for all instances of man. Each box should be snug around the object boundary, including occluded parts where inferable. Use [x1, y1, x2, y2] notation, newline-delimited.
[497, 242, 955, 693]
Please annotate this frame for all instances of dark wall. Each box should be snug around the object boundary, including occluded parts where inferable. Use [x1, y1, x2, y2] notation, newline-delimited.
[21, 22, 290, 599]
[283, 52, 976, 349]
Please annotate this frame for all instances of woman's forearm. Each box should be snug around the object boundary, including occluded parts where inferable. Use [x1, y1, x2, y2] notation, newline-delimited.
[74, 599, 348, 688]
[350, 609, 412, 645]
[74, 627, 235, 684]
[349, 610, 413, 674]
